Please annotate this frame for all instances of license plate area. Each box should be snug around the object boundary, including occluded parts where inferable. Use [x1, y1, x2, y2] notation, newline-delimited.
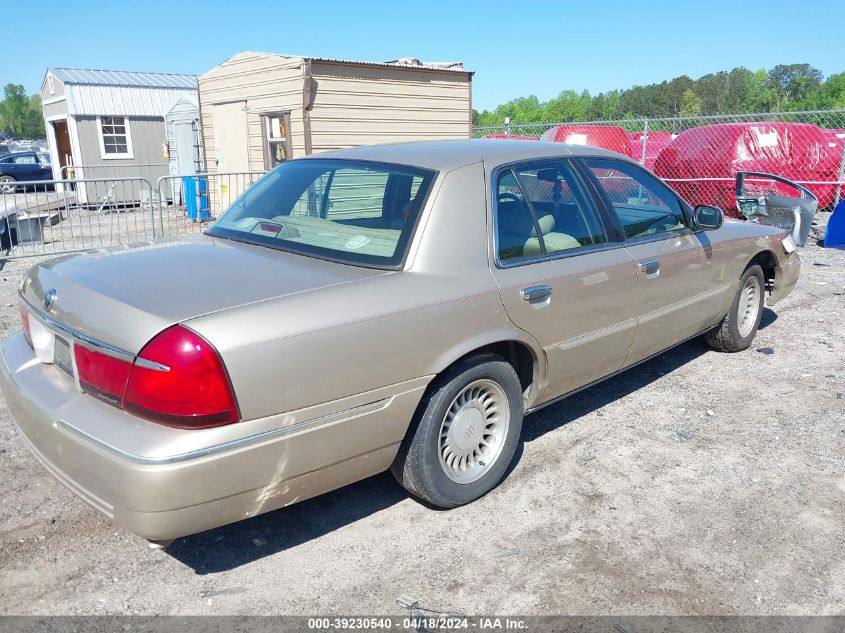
[54, 335, 75, 379]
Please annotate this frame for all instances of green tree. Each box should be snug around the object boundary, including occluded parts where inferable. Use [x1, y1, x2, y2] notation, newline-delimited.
[25, 94, 45, 138]
[473, 63, 843, 130]
[680, 89, 703, 116]
[0, 84, 45, 138]
[768, 64, 823, 108]
[0, 84, 30, 136]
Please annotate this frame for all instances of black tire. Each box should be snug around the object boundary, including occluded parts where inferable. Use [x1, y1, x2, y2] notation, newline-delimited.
[705, 264, 765, 352]
[391, 353, 523, 508]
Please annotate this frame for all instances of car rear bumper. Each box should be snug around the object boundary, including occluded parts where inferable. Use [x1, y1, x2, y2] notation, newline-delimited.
[769, 252, 801, 305]
[0, 333, 427, 540]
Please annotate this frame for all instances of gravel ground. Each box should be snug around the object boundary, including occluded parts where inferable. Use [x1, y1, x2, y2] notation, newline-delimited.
[0, 217, 842, 616]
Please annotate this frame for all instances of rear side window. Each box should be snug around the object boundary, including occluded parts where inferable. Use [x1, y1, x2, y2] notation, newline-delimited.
[12, 154, 37, 165]
[495, 160, 607, 263]
[583, 158, 686, 240]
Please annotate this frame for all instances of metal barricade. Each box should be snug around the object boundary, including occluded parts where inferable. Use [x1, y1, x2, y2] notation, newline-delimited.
[0, 177, 157, 261]
[155, 171, 266, 237]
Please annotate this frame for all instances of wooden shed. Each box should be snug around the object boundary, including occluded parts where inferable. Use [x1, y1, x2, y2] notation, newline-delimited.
[197, 52, 473, 176]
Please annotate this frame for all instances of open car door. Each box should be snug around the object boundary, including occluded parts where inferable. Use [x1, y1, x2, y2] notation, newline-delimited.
[735, 171, 818, 246]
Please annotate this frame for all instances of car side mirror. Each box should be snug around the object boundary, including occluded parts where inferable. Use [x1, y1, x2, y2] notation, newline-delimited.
[693, 205, 723, 230]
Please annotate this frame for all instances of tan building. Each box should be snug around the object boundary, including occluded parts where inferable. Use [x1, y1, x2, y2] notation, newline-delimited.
[197, 52, 473, 176]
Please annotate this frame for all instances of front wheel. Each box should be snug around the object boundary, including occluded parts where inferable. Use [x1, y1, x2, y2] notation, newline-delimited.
[706, 264, 765, 352]
[391, 354, 523, 508]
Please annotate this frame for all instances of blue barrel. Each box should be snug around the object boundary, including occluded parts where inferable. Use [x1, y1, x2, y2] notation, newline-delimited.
[183, 176, 210, 221]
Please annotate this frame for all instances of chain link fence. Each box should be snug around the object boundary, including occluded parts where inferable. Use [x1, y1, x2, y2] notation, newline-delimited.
[473, 109, 845, 211]
[4, 110, 845, 263]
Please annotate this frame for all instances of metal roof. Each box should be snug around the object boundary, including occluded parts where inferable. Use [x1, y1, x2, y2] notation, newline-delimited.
[48, 67, 197, 89]
[307, 55, 470, 73]
[227, 52, 472, 74]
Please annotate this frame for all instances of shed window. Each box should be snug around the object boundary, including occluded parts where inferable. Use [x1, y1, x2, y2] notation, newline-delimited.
[98, 116, 134, 159]
[264, 113, 290, 169]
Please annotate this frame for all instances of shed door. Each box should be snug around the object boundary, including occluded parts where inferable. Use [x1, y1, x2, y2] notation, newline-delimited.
[173, 122, 197, 176]
[213, 101, 249, 173]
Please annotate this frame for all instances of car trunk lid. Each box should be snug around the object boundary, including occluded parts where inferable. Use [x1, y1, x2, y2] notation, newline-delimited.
[19, 233, 391, 354]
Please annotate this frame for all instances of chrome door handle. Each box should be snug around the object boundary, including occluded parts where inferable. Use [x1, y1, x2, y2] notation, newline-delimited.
[639, 258, 660, 275]
[521, 285, 553, 301]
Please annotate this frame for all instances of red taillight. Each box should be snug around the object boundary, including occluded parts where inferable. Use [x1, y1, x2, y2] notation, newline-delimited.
[74, 345, 133, 407]
[19, 301, 32, 347]
[123, 325, 239, 429]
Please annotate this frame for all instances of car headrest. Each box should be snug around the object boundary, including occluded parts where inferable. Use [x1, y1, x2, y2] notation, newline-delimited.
[536, 168, 560, 182]
[531, 214, 555, 236]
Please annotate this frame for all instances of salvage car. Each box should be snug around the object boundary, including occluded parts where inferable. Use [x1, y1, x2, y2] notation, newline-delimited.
[0, 141, 801, 543]
[0, 151, 53, 193]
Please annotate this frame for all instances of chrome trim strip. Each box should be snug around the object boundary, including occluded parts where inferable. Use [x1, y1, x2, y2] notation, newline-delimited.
[20, 295, 136, 362]
[134, 357, 170, 372]
[56, 397, 393, 465]
[553, 317, 638, 352]
[639, 285, 729, 324]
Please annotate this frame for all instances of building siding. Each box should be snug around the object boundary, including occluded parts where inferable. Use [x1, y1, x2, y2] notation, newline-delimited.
[42, 72, 66, 102]
[74, 116, 169, 201]
[42, 100, 69, 120]
[198, 52, 305, 175]
[196, 51, 472, 182]
[308, 62, 471, 152]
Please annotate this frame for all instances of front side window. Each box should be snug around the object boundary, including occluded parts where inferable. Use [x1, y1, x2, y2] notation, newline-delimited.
[584, 158, 686, 239]
[208, 159, 435, 268]
[99, 116, 133, 158]
[495, 160, 607, 263]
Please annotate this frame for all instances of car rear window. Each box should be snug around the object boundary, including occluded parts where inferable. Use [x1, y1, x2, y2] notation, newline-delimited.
[208, 159, 436, 268]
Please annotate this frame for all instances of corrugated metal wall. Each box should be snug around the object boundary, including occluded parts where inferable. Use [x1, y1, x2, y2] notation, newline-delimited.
[308, 62, 471, 152]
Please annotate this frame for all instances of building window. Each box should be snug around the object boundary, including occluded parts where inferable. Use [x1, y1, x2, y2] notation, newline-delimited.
[98, 116, 134, 159]
[264, 113, 291, 169]
[47, 74, 55, 96]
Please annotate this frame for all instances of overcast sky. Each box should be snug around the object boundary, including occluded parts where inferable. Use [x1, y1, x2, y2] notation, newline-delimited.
[4, 0, 840, 110]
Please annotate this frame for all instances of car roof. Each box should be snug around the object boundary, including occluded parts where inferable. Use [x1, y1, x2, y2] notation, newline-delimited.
[310, 139, 634, 171]
[3, 151, 40, 157]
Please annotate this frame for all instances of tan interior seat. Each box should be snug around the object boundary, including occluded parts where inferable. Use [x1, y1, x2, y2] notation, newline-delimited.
[523, 214, 581, 256]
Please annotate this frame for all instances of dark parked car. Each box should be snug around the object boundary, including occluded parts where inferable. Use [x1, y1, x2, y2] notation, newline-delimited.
[0, 152, 54, 193]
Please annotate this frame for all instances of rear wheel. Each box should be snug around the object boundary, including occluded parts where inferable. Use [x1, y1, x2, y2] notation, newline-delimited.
[391, 354, 523, 508]
[706, 264, 765, 352]
[0, 176, 16, 194]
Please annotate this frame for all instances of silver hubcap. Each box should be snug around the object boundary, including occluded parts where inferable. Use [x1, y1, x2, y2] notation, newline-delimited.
[0, 178, 14, 193]
[438, 379, 510, 484]
[738, 275, 761, 338]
